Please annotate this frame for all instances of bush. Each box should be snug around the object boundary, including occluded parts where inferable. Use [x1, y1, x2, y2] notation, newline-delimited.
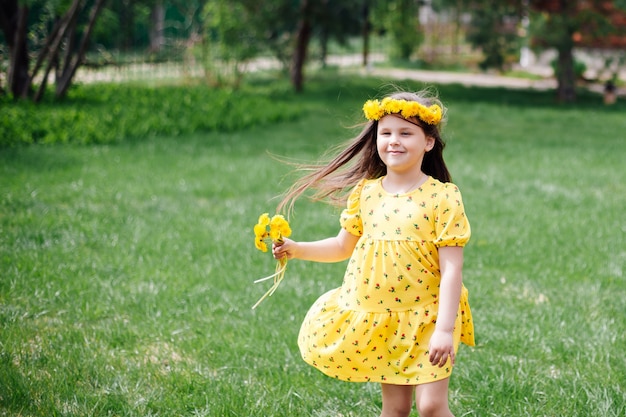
[0, 81, 303, 147]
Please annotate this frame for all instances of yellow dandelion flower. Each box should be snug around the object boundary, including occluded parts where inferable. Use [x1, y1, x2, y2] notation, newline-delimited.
[255, 238, 268, 252]
[386, 100, 402, 114]
[270, 215, 291, 241]
[254, 223, 267, 238]
[401, 102, 419, 119]
[258, 212, 270, 227]
[363, 100, 383, 121]
[253, 223, 268, 252]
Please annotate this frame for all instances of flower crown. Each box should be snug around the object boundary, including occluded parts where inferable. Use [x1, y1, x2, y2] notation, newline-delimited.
[363, 97, 442, 125]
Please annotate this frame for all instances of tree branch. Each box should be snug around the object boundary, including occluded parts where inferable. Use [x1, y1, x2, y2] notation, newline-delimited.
[34, 0, 83, 102]
[55, 0, 107, 99]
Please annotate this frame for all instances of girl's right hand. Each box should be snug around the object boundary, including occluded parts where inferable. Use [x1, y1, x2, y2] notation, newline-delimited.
[271, 229, 358, 264]
[272, 237, 297, 261]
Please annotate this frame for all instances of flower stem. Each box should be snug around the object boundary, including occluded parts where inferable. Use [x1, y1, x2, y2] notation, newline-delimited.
[252, 259, 288, 309]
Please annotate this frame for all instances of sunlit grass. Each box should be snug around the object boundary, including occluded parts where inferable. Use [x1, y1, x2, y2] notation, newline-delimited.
[1, 76, 625, 416]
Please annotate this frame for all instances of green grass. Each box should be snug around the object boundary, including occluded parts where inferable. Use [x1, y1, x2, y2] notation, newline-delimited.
[1, 76, 625, 416]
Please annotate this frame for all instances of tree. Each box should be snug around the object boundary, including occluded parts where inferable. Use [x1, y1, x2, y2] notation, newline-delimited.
[0, 1, 31, 99]
[460, 0, 625, 102]
[203, 0, 269, 86]
[291, 0, 312, 92]
[464, 1, 523, 71]
[530, 0, 625, 102]
[203, 0, 364, 92]
[0, 0, 107, 102]
[359, 0, 373, 68]
[270, 0, 365, 91]
[529, 1, 578, 102]
[372, 0, 423, 60]
[149, 0, 165, 53]
[292, 0, 364, 90]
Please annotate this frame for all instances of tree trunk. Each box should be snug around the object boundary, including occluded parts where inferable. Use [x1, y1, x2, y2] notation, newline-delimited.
[34, 0, 82, 102]
[453, 0, 462, 56]
[556, 44, 576, 103]
[291, 0, 312, 93]
[554, 0, 577, 103]
[55, 0, 107, 99]
[149, 1, 165, 53]
[320, 28, 328, 68]
[60, 10, 80, 79]
[362, 0, 370, 67]
[26, 14, 67, 98]
[0, 1, 31, 99]
[118, 0, 135, 51]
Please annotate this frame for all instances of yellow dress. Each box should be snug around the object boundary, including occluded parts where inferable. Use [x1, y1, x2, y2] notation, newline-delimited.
[298, 177, 475, 385]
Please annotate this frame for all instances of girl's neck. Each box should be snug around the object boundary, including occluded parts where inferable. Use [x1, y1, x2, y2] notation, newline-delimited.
[382, 171, 428, 194]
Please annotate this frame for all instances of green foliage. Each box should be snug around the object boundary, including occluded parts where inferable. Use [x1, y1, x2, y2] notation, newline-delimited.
[92, 6, 124, 49]
[203, 1, 262, 64]
[0, 80, 303, 146]
[551, 58, 587, 80]
[466, 3, 522, 71]
[200, 0, 365, 87]
[200, 0, 297, 86]
[529, 1, 622, 54]
[529, 6, 576, 51]
[373, 0, 423, 60]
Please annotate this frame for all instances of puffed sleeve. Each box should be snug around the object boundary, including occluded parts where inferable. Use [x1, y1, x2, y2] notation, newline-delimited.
[339, 179, 366, 237]
[433, 183, 471, 247]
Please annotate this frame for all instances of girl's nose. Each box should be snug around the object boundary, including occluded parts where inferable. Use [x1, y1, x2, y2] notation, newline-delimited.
[389, 133, 400, 144]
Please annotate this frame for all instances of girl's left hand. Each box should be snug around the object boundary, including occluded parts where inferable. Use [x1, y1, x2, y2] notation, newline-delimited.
[428, 329, 455, 367]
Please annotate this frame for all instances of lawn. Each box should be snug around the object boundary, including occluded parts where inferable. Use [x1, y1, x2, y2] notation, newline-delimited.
[1, 75, 625, 416]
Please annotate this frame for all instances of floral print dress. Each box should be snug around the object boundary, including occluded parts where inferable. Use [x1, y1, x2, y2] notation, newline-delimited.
[298, 177, 475, 385]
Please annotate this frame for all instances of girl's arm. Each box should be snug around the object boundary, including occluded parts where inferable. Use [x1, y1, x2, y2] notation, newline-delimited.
[429, 246, 464, 367]
[272, 228, 360, 263]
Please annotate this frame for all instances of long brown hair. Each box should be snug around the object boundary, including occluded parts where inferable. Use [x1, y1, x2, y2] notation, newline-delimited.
[277, 90, 451, 216]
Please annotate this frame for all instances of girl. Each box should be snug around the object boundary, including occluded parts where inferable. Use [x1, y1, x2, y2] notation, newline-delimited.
[273, 89, 474, 417]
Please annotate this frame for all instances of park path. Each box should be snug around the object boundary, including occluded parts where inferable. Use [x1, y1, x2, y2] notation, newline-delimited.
[316, 53, 560, 92]
[362, 67, 557, 90]
[75, 53, 621, 97]
[77, 53, 551, 89]
[342, 66, 623, 98]
[329, 53, 622, 97]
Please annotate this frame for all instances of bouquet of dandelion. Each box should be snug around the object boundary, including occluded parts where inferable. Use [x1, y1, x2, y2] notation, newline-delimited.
[252, 213, 292, 309]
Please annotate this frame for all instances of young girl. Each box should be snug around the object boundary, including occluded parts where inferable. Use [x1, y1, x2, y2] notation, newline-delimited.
[273, 89, 474, 417]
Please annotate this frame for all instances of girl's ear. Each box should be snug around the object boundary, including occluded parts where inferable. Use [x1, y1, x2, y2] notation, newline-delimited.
[426, 136, 435, 152]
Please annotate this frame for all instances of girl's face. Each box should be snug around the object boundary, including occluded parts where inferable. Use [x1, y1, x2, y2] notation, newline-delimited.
[376, 115, 435, 174]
